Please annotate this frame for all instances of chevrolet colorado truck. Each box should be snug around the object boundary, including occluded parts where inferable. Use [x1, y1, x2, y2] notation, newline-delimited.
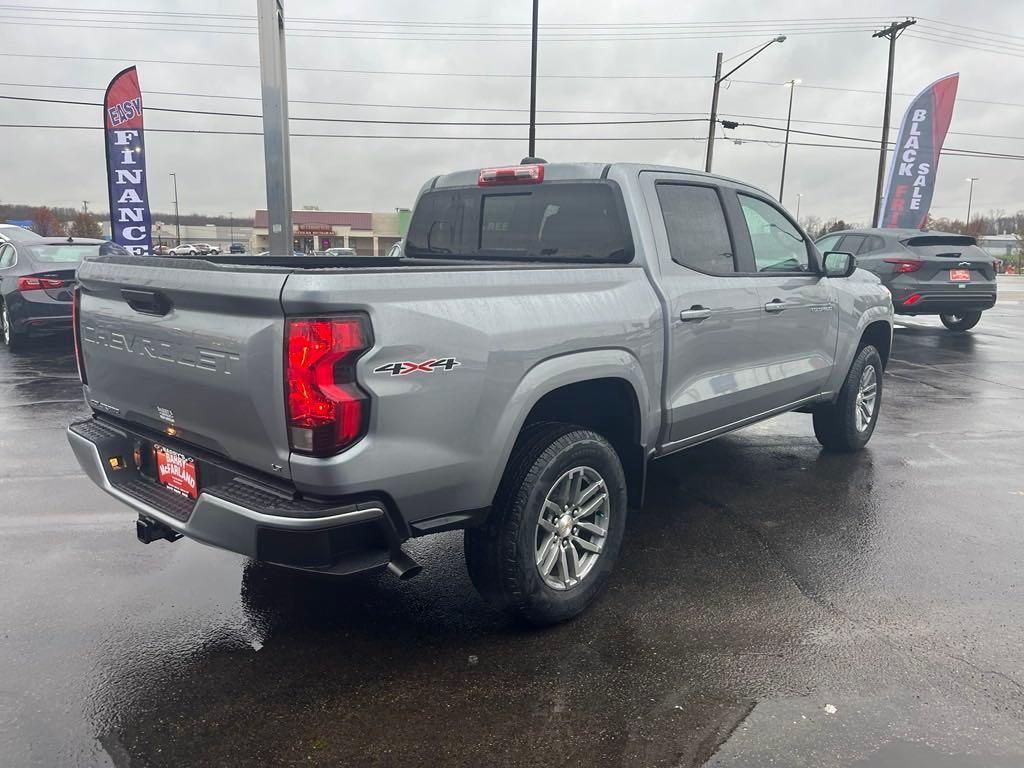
[67, 162, 893, 625]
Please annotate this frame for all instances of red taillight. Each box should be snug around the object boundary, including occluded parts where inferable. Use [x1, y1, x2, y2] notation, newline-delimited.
[286, 316, 371, 456]
[72, 286, 87, 384]
[478, 164, 544, 186]
[17, 276, 65, 291]
[903, 293, 922, 306]
[883, 257, 922, 274]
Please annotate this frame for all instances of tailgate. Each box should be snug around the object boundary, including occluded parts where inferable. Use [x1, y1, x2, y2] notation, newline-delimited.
[76, 258, 292, 478]
[901, 236, 996, 283]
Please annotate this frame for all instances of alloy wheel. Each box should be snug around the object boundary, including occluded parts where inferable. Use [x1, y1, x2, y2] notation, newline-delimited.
[535, 466, 610, 590]
[854, 364, 878, 432]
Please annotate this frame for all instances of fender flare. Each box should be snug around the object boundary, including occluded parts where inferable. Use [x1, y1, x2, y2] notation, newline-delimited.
[483, 348, 654, 503]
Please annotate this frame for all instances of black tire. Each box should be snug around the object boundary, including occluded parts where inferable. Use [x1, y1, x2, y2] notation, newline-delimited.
[940, 311, 982, 332]
[1, 301, 24, 352]
[465, 422, 628, 626]
[813, 345, 883, 453]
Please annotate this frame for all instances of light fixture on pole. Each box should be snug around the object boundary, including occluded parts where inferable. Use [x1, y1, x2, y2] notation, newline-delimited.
[965, 177, 979, 228]
[779, 78, 800, 202]
[705, 35, 786, 173]
[796, 193, 803, 220]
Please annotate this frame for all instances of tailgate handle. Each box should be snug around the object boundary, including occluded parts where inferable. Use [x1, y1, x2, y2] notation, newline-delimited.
[121, 289, 172, 316]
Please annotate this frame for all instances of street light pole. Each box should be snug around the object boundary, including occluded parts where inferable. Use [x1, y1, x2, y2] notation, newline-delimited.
[229, 211, 234, 246]
[796, 193, 802, 220]
[779, 79, 799, 202]
[965, 177, 978, 229]
[528, 0, 539, 158]
[170, 172, 180, 245]
[705, 36, 786, 173]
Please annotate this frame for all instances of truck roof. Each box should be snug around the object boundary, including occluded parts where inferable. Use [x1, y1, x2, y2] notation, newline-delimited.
[429, 161, 766, 196]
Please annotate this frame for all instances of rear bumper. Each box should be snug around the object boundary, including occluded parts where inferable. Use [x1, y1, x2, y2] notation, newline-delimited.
[67, 417, 406, 575]
[6, 293, 72, 334]
[893, 290, 996, 315]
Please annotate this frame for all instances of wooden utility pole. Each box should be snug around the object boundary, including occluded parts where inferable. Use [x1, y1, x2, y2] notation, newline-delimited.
[871, 18, 916, 227]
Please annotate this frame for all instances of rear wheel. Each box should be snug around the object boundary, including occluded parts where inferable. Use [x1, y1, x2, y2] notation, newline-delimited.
[813, 345, 883, 452]
[940, 311, 981, 331]
[464, 423, 627, 626]
[1, 302, 24, 352]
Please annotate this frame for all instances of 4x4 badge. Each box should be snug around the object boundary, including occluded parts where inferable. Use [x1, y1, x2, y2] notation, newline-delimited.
[374, 358, 461, 376]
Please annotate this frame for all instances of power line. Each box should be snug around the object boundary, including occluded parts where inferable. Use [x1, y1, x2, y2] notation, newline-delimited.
[0, 6, 893, 29]
[4, 80, 1024, 141]
[0, 51, 714, 78]
[0, 93, 710, 127]
[4, 122, 1024, 161]
[0, 17, 882, 42]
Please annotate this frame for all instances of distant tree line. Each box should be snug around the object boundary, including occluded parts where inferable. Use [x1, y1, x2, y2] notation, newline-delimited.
[0, 203, 252, 230]
[799, 209, 1024, 244]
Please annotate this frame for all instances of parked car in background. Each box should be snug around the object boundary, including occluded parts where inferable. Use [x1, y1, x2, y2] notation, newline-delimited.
[0, 224, 44, 246]
[192, 243, 221, 255]
[169, 243, 198, 256]
[152, 243, 170, 255]
[229, 242, 245, 254]
[324, 247, 357, 258]
[69, 161, 893, 624]
[1, 237, 128, 351]
[815, 228, 996, 331]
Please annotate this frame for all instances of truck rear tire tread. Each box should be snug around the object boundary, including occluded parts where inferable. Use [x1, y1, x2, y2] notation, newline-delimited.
[465, 422, 627, 626]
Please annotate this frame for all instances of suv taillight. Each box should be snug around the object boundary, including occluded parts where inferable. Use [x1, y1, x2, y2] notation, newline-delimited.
[286, 316, 371, 456]
[72, 286, 87, 384]
[883, 257, 922, 274]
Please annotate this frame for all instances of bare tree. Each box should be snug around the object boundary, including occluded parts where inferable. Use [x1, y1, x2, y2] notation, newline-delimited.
[32, 206, 65, 236]
[69, 211, 102, 238]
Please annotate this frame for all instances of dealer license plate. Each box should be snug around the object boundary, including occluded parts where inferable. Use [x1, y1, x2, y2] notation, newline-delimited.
[949, 269, 971, 281]
[154, 445, 199, 500]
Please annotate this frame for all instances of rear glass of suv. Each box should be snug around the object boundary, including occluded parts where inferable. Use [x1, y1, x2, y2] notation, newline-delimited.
[405, 180, 633, 263]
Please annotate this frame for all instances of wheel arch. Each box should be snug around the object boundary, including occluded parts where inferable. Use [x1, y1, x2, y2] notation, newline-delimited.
[488, 350, 654, 512]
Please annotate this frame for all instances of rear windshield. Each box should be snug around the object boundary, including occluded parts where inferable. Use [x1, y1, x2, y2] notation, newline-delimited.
[0, 226, 42, 244]
[405, 181, 633, 262]
[26, 242, 129, 263]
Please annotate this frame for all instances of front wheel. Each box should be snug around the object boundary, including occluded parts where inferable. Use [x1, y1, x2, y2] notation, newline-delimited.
[940, 311, 981, 332]
[464, 423, 627, 626]
[813, 345, 883, 453]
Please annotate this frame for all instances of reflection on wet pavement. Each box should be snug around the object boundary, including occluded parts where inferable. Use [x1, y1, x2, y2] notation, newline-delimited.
[1, 307, 1023, 766]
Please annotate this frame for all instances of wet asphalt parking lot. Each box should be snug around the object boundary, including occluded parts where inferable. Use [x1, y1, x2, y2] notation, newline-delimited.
[2, 282, 1024, 767]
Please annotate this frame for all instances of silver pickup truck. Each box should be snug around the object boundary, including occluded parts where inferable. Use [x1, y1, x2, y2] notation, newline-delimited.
[68, 161, 893, 624]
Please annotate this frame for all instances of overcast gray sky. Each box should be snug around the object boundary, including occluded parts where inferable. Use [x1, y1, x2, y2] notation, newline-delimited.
[3, 0, 1022, 226]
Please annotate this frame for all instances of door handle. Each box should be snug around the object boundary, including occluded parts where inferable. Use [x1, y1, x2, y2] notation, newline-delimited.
[121, 288, 172, 316]
[764, 299, 786, 313]
[679, 306, 712, 322]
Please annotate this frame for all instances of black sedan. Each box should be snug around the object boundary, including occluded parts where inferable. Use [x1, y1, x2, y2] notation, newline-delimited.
[0, 237, 128, 351]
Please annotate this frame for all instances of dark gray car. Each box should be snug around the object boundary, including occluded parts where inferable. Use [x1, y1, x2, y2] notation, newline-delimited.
[815, 228, 996, 331]
[0, 237, 128, 351]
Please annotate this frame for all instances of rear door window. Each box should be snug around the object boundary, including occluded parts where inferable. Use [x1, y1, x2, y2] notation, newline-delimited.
[655, 183, 735, 274]
[0, 244, 15, 268]
[406, 181, 632, 262]
[839, 234, 866, 255]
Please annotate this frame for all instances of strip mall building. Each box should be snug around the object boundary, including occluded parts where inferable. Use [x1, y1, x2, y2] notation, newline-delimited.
[252, 208, 410, 255]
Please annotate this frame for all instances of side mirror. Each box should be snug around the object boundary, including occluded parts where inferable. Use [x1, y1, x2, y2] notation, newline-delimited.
[823, 250, 856, 278]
